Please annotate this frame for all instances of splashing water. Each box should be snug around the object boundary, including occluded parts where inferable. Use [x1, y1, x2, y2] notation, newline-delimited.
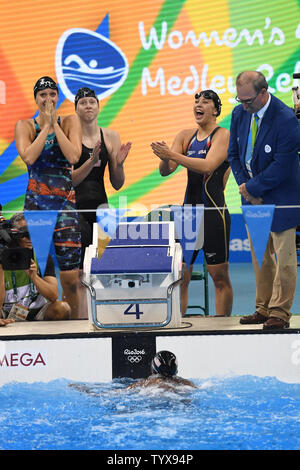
[1, 375, 300, 450]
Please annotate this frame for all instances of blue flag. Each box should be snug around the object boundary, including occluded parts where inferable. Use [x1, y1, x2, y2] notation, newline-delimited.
[96, 206, 127, 239]
[24, 211, 58, 277]
[242, 205, 275, 268]
[171, 205, 204, 266]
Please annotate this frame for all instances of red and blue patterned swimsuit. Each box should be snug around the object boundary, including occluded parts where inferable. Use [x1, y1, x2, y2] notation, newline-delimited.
[24, 118, 81, 271]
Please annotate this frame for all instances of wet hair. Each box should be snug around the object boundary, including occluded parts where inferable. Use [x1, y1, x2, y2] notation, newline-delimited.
[195, 89, 222, 116]
[151, 351, 178, 377]
[74, 87, 99, 109]
[33, 76, 58, 98]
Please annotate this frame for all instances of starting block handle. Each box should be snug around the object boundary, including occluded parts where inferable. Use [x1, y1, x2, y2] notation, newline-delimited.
[167, 278, 182, 296]
[81, 279, 96, 299]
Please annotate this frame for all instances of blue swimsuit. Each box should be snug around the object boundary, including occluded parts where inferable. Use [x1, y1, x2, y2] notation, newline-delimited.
[184, 127, 231, 265]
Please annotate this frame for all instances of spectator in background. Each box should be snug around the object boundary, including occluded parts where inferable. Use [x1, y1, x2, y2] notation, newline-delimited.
[0, 213, 71, 322]
[228, 71, 300, 329]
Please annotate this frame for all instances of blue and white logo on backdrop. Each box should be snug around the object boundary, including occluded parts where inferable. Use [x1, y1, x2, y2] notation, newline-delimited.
[55, 14, 129, 103]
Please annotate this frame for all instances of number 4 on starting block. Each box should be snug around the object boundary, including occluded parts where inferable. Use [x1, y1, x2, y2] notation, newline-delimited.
[124, 304, 144, 319]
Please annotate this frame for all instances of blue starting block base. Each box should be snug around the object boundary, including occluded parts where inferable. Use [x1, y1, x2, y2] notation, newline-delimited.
[91, 246, 172, 274]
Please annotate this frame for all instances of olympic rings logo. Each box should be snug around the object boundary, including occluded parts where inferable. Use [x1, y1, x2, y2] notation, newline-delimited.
[124, 348, 145, 364]
[127, 355, 143, 363]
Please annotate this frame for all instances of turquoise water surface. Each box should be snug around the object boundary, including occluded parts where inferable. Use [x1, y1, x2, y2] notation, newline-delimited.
[1, 375, 300, 450]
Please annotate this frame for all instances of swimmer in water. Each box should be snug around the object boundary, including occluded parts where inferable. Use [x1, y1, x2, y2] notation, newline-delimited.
[69, 351, 196, 395]
[127, 350, 197, 391]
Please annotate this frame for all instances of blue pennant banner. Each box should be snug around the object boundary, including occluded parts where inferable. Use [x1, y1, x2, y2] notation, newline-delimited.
[241, 205, 275, 268]
[24, 211, 58, 277]
[96, 206, 127, 239]
[171, 205, 204, 266]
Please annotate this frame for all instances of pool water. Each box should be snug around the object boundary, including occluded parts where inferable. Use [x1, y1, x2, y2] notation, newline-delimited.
[1, 375, 300, 450]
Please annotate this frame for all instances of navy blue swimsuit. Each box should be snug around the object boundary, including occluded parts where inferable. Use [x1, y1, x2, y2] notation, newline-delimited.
[184, 127, 231, 265]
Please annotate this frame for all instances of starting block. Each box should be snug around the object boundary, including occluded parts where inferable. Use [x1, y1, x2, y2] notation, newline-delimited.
[82, 220, 183, 330]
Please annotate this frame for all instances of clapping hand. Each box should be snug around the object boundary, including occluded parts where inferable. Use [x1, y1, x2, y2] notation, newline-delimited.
[116, 142, 132, 167]
[90, 140, 101, 167]
[151, 141, 171, 160]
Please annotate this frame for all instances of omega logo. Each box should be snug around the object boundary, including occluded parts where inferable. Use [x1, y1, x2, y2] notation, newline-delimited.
[0, 352, 46, 367]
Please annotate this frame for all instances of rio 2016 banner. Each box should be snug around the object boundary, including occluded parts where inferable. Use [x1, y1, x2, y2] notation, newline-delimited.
[0, 0, 299, 216]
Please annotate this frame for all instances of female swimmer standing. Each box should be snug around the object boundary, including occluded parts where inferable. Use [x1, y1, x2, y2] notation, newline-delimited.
[151, 90, 233, 317]
[14, 77, 82, 318]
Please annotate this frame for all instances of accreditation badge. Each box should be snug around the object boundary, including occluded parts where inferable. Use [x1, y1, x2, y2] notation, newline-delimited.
[8, 303, 29, 321]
